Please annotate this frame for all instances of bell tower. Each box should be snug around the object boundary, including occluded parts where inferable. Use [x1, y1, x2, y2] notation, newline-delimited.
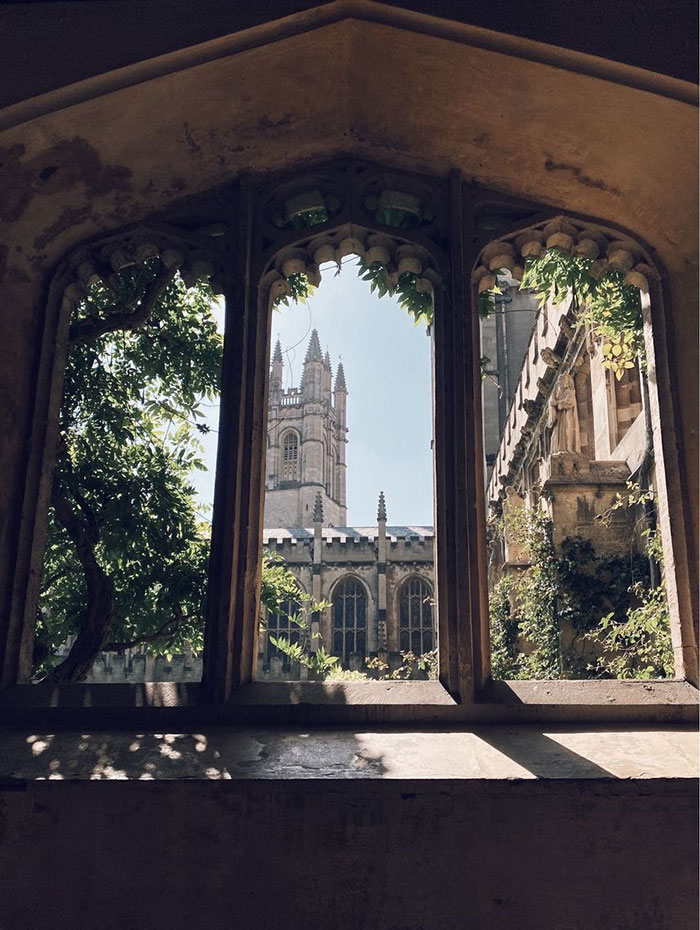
[264, 330, 348, 527]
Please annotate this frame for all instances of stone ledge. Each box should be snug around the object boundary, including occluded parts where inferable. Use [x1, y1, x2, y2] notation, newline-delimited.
[0, 725, 697, 782]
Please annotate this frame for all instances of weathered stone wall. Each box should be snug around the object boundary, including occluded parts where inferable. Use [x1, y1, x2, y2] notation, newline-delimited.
[1, 733, 696, 930]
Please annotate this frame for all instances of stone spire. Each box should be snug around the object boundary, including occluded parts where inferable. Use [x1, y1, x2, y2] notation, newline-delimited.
[313, 491, 324, 524]
[322, 349, 332, 398]
[270, 338, 283, 384]
[335, 361, 347, 393]
[377, 491, 387, 522]
[304, 329, 323, 363]
[302, 329, 324, 399]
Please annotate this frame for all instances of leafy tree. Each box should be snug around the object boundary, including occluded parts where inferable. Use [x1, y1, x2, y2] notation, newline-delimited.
[37, 261, 222, 681]
[38, 259, 344, 683]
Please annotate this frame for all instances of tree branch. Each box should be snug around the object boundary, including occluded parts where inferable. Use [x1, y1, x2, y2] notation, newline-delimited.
[50, 480, 103, 586]
[68, 264, 177, 347]
[49, 479, 115, 682]
[102, 607, 187, 652]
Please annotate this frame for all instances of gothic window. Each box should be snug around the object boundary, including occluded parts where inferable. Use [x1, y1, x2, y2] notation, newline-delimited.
[332, 577, 367, 664]
[398, 577, 434, 655]
[265, 599, 301, 669]
[282, 431, 299, 482]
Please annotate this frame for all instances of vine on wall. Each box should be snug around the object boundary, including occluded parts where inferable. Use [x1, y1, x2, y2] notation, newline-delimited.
[479, 245, 645, 380]
[489, 489, 673, 681]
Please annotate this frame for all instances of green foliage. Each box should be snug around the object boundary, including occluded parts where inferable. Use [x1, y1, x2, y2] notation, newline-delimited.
[499, 509, 561, 679]
[586, 577, 672, 680]
[489, 574, 520, 680]
[260, 557, 337, 676]
[585, 488, 673, 679]
[520, 249, 644, 379]
[366, 649, 438, 680]
[324, 666, 370, 681]
[39, 262, 326, 680]
[489, 486, 673, 681]
[259, 552, 307, 615]
[37, 265, 222, 676]
[358, 261, 433, 326]
[273, 272, 316, 308]
[480, 247, 643, 378]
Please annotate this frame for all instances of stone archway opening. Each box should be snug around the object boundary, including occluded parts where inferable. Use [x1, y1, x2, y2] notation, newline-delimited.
[16, 160, 696, 704]
[474, 215, 685, 682]
[258, 232, 440, 682]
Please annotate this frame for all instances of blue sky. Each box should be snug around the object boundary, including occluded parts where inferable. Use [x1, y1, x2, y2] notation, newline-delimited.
[192, 257, 434, 526]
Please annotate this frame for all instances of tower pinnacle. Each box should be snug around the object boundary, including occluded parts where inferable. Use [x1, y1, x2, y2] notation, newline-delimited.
[377, 491, 387, 522]
[304, 329, 324, 364]
[335, 362, 347, 393]
[270, 337, 283, 387]
[313, 491, 324, 524]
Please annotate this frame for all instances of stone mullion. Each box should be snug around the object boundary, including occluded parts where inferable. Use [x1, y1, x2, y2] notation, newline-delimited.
[433, 171, 477, 700]
[641, 285, 698, 682]
[204, 180, 262, 699]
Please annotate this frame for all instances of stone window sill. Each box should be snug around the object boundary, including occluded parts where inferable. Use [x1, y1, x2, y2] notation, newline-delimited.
[0, 678, 696, 727]
[0, 723, 697, 783]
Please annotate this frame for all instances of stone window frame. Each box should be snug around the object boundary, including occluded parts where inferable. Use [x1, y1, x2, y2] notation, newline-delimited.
[0, 161, 696, 726]
[396, 575, 435, 656]
[260, 585, 307, 672]
[280, 429, 301, 484]
[329, 575, 370, 666]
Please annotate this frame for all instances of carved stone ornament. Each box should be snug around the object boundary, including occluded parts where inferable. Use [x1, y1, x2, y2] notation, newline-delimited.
[548, 371, 581, 455]
[472, 214, 660, 296]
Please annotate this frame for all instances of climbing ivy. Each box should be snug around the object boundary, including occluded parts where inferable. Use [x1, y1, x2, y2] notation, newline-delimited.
[481, 247, 644, 379]
[489, 508, 562, 679]
[489, 487, 673, 680]
[585, 487, 673, 679]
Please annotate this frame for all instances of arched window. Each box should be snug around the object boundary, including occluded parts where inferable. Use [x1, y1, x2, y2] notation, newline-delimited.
[398, 577, 434, 654]
[332, 577, 367, 664]
[265, 598, 301, 669]
[282, 432, 299, 482]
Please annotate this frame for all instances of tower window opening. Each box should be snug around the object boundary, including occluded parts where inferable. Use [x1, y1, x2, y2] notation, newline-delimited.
[282, 432, 299, 482]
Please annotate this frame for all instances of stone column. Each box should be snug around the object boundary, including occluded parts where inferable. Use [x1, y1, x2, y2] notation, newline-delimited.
[376, 492, 388, 653]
